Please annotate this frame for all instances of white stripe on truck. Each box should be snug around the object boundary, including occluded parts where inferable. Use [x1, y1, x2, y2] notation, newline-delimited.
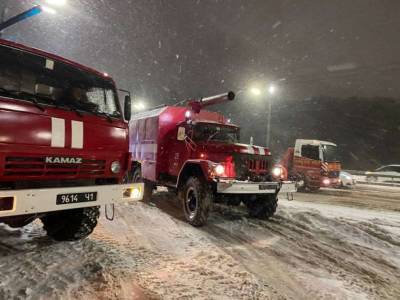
[71, 121, 84, 149]
[140, 143, 158, 154]
[51, 117, 65, 148]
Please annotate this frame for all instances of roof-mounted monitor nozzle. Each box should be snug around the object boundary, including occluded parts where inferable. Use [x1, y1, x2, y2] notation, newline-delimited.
[188, 91, 235, 113]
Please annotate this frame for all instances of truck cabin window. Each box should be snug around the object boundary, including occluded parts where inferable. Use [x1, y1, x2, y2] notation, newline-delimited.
[0, 45, 121, 118]
[301, 145, 320, 160]
[321, 144, 339, 162]
[192, 123, 239, 143]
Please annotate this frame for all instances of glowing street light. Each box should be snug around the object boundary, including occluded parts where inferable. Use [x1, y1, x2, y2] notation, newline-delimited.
[41, 6, 57, 15]
[250, 87, 262, 96]
[46, 0, 67, 6]
[268, 84, 276, 95]
[133, 101, 146, 111]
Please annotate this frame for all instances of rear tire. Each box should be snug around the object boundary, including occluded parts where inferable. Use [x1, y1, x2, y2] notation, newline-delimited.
[41, 207, 100, 241]
[180, 177, 212, 227]
[246, 194, 278, 219]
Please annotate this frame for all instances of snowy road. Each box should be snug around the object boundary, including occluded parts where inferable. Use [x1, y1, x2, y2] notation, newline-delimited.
[0, 187, 399, 299]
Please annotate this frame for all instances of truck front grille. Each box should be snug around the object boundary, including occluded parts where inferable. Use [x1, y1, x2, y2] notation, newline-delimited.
[233, 153, 271, 181]
[3, 156, 106, 177]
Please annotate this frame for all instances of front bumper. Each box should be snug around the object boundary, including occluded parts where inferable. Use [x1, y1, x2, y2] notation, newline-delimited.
[216, 180, 280, 194]
[0, 183, 143, 218]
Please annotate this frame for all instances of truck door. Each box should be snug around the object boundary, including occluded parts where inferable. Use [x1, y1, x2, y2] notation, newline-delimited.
[168, 125, 192, 177]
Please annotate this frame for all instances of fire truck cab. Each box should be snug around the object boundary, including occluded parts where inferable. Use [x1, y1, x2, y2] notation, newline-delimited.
[128, 92, 296, 226]
[0, 39, 143, 241]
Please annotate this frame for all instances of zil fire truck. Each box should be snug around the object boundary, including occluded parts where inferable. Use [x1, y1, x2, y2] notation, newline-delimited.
[278, 139, 341, 191]
[127, 92, 296, 226]
[0, 39, 143, 241]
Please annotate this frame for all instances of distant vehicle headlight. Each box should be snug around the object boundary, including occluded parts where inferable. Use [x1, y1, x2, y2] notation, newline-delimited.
[111, 161, 121, 174]
[322, 178, 331, 186]
[214, 164, 225, 176]
[272, 167, 283, 178]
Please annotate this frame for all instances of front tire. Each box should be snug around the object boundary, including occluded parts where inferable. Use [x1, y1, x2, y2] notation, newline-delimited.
[40, 207, 100, 241]
[180, 177, 212, 227]
[246, 194, 278, 219]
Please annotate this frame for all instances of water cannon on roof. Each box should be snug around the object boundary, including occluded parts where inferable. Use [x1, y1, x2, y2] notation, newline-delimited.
[187, 91, 235, 113]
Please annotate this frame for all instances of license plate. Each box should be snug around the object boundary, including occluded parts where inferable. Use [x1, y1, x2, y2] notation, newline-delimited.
[56, 192, 97, 205]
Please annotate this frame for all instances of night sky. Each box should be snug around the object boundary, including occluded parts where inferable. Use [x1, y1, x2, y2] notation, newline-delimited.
[2, 0, 400, 107]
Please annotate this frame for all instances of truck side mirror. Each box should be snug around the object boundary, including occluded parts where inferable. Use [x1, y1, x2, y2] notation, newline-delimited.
[124, 95, 131, 121]
[177, 127, 186, 141]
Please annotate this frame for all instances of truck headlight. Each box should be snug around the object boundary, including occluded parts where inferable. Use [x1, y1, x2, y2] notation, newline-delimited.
[214, 164, 225, 176]
[272, 167, 283, 178]
[322, 178, 331, 186]
[111, 161, 121, 174]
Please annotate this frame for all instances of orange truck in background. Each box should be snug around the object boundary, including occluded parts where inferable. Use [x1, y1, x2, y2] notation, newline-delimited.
[278, 139, 341, 191]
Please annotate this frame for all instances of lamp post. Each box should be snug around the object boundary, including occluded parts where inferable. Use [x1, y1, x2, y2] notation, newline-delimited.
[0, 6, 43, 37]
[250, 84, 277, 147]
[0, 0, 66, 38]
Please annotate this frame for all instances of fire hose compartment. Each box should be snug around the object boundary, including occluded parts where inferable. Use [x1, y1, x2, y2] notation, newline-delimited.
[0, 197, 15, 212]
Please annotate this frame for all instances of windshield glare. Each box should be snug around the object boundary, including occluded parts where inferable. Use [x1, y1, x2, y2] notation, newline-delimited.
[322, 144, 339, 162]
[193, 124, 240, 143]
[0, 45, 121, 118]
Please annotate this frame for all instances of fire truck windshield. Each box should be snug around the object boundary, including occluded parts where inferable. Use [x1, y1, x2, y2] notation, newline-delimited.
[0, 45, 121, 118]
[193, 123, 240, 143]
[322, 144, 339, 162]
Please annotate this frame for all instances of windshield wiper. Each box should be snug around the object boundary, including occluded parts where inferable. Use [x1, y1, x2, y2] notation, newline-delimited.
[96, 111, 113, 123]
[207, 131, 219, 143]
[3, 90, 46, 112]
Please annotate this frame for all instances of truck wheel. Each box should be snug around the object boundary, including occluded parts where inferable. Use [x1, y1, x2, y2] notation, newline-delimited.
[181, 177, 212, 227]
[246, 194, 278, 219]
[127, 167, 154, 202]
[40, 207, 100, 241]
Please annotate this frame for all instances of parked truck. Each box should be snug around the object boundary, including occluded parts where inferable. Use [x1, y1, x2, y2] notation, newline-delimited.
[0, 39, 143, 241]
[278, 139, 341, 191]
[127, 92, 296, 226]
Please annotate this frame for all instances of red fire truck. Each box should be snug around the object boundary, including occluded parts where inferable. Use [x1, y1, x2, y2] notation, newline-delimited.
[278, 139, 341, 191]
[128, 92, 296, 226]
[0, 39, 143, 241]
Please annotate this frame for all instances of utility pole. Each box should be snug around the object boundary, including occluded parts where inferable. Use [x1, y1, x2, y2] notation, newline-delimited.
[266, 99, 272, 147]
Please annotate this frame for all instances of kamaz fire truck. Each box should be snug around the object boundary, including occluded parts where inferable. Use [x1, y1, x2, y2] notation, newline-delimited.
[278, 139, 341, 191]
[127, 92, 296, 226]
[0, 39, 143, 241]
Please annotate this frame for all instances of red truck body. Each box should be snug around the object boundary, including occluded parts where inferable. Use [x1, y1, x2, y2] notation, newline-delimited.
[0, 39, 129, 183]
[130, 106, 272, 184]
[0, 39, 142, 240]
[128, 93, 295, 226]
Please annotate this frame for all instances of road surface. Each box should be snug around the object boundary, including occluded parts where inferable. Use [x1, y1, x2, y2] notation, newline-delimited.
[0, 185, 399, 299]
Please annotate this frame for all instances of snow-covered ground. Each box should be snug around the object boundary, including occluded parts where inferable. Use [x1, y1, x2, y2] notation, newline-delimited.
[0, 188, 399, 299]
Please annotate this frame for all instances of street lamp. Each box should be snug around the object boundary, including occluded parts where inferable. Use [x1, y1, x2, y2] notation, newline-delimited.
[46, 0, 67, 6]
[0, 6, 43, 35]
[0, 0, 66, 37]
[250, 87, 261, 96]
[133, 101, 146, 112]
[249, 84, 278, 147]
